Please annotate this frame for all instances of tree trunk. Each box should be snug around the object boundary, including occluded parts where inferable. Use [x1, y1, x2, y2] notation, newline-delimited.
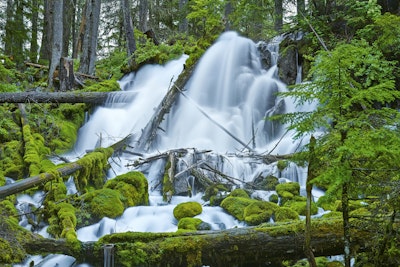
[78, 0, 101, 75]
[59, 57, 75, 91]
[4, 0, 14, 57]
[39, 0, 52, 63]
[62, 0, 73, 57]
[48, 0, 63, 88]
[121, 0, 136, 57]
[178, 0, 188, 33]
[0, 91, 135, 104]
[30, 0, 39, 63]
[139, 0, 149, 32]
[305, 135, 317, 267]
[21, 218, 370, 266]
[274, 0, 283, 32]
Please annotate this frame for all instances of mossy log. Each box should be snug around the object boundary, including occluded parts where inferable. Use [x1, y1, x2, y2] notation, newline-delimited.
[0, 135, 132, 199]
[0, 91, 136, 104]
[21, 218, 370, 266]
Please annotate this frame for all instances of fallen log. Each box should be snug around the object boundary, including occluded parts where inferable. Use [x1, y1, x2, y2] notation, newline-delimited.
[0, 91, 136, 104]
[21, 218, 370, 266]
[0, 135, 132, 199]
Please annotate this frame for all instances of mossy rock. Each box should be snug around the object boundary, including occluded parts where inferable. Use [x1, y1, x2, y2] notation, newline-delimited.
[105, 171, 149, 207]
[327, 261, 344, 267]
[82, 188, 125, 219]
[202, 184, 228, 206]
[177, 217, 211, 231]
[283, 199, 318, 216]
[173, 201, 203, 220]
[253, 175, 279, 191]
[274, 207, 299, 222]
[220, 196, 257, 221]
[269, 194, 279, 204]
[276, 182, 300, 197]
[243, 201, 279, 225]
[229, 188, 250, 198]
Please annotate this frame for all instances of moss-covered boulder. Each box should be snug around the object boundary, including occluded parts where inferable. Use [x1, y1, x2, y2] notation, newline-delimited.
[269, 194, 279, 204]
[283, 199, 318, 216]
[243, 201, 279, 225]
[173, 201, 203, 220]
[276, 182, 300, 204]
[252, 175, 279, 191]
[220, 196, 256, 221]
[177, 217, 211, 231]
[82, 188, 125, 220]
[105, 171, 149, 207]
[202, 184, 229, 206]
[274, 207, 300, 222]
[229, 188, 250, 198]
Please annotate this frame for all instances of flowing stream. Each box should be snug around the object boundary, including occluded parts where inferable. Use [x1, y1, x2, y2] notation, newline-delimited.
[14, 31, 323, 266]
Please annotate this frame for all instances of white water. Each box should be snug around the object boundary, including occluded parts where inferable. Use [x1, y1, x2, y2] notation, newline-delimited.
[14, 32, 323, 266]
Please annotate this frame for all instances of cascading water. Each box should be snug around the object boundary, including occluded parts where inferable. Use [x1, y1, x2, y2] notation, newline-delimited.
[14, 32, 323, 266]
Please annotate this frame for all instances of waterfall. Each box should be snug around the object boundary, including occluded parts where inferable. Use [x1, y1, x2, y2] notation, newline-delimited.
[14, 31, 319, 266]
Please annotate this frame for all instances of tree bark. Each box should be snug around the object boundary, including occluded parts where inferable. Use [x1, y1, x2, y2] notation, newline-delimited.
[48, 0, 63, 88]
[121, 0, 136, 57]
[305, 135, 317, 267]
[139, 0, 149, 32]
[0, 92, 135, 104]
[59, 57, 75, 91]
[274, 0, 283, 32]
[21, 218, 370, 266]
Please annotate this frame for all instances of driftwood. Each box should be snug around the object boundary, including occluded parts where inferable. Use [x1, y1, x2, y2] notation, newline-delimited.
[0, 91, 136, 104]
[0, 135, 132, 199]
[21, 218, 369, 266]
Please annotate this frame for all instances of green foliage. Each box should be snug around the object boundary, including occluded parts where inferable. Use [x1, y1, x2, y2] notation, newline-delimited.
[187, 0, 225, 39]
[173, 201, 203, 220]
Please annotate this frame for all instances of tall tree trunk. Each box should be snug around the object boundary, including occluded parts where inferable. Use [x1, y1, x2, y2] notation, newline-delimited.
[30, 0, 39, 63]
[73, 1, 86, 59]
[224, 0, 232, 32]
[305, 135, 317, 267]
[48, 0, 64, 88]
[297, 0, 305, 20]
[139, 0, 149, 32]
[39, 0, 53, 63]
[121, 0, 136, 57]
[62, 0, 73, 57]
[78, 0, 101, 75]
[178, 0, 188, 33]
[4, 0, 15, 57]
[343, 181, 351, 267]
[274, 0, 283, 32]
[14, 0, 26, 68]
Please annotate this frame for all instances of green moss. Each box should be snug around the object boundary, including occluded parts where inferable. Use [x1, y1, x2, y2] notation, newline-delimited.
[277, 160, 289, 171]
[82, 188, 125, 219]
[220, 196, 257, 221]
[81, 79, 121, 92]
[269, 194, 279, 203]
[0, 199, 37, 263]
[276, 182, 300, 197]
[202, 184, 228, 206]
[1, 140, 24, 179]
[74, 147, 113, 192]
[243, 201, 279, 225]
[162, 160, 174, 202]
[173, 201, 203, 220]
[105, 171, 149, 207]
[177, 217, 204, 231]
[283, 200, 318, 216]
[274, 207, 300, 222]
[229, 188, 250, 198]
